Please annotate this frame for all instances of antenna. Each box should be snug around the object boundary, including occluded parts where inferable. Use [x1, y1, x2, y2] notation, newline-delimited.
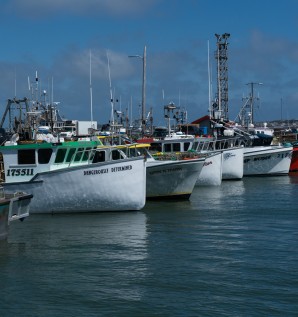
[35, 70, 39, 101]
[207, 40, 211, 115]
[130, 96, 132, 126]
[14, 68, 17, 98]
[51, 77, 54, 107]
[28, 76, 30, 92]
[89, 50, 93, 125]
[106, 50, 115, 125]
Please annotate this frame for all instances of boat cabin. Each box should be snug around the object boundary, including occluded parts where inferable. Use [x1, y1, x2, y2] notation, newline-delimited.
[149, 136, 194, 154]
[0, 140, 133, 183]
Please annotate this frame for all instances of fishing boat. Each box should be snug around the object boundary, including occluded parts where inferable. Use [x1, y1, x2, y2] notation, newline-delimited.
[210, 122, 292, 176]
[231, 84, 293, 175]
[205, 122, 292, 176]
[0, 80, 147, 213]
[191, 137, 244, 181]
[0, 138, 146, 213]
[115, 142, 206, 199]
[195, 151, 223, 186]
[243, 145, 292, 176]
[144, 147, 206, 199]
[193, 94, 292, 177]
[0, 186, 32, 240]
[146, 157, 205, 199]
[136, 104, 224, 186]
[231, 101, 292, 175]
[289, 143, 298, 175]
[161, 131, 243, 183]
[141, 133, 223, 186]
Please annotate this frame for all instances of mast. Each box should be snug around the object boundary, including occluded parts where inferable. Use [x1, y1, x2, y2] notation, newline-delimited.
[107, 51, 115, 127]
[14, 68, 17, 98]
[246, 82, 263, 126]
[141, 45, 146, 135]
[35, 71, 38, 102]
[130, 96, 133, 127]
[128, 45, 147, 135]
[50, 77, 54, 133]
[207, 40, 212, 117]
[89, 50, 93, 126]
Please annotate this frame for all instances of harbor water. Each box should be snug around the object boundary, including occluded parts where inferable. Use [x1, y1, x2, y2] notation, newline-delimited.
[1, 176, 298, 316]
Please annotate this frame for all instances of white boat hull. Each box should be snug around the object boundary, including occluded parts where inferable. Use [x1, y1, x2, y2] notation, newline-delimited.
[222, 147, 244, 180]
[146, 157, 205, 199]
[196, 152, 222, 186]
[4, 158, 146, 213]
[243, 146, 292, 176]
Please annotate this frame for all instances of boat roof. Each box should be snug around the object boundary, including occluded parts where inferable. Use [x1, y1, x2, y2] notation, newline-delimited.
[1, 140, 102, 150]
[115, 143, 151, 149]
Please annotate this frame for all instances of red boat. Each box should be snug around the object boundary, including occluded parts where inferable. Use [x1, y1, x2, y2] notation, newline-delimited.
[289, 145, 298, 175]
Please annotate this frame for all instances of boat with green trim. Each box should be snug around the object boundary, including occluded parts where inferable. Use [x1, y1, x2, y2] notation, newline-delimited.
[0, 138, 146, 213]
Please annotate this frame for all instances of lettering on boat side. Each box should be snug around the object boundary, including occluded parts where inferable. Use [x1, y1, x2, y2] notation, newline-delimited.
[84, 165, 132, 176]
[84, 168, 109, 175]
[244, 155, 271, 164]
[223, 153, 235, 160]
[7, 168, 34, 176]
[149, 167, 182, 175]
[111, 165, 132, 172]
[253, 155, 271, 162]
[278, 153, 291, 158]
[203, 161, 212, 166]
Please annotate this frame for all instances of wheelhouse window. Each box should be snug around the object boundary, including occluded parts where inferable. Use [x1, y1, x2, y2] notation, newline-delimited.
[173, 143, 180, 152]
[149, 143, 162, 152]
[92, 150, 105, 163]
[164, 144, 172, 152]
[126, 147, 142, 157]
[65, 148, 76, 163]
[111, 150, 123, 160]
[18, 149, 35, 164]
[183, 142, 190, 151]
[55, 148, 67, 163]
[38, 148, 53, 164]
[89, 148, 96, 162]
[82, 148, 91, 161]
[74, 148, 84, 162]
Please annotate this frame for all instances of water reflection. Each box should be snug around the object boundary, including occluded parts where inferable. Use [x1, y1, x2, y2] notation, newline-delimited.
[190, 180, 246, 211]
[1, 212, 149, 303]
[1, 177, 298, 316]
[289, 175, 298, 184]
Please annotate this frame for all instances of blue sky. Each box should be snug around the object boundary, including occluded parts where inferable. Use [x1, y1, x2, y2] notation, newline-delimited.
[0, 0, 298, 127]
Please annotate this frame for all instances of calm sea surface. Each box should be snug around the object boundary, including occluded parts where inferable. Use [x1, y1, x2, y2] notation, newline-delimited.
[1, 176, 298, 317]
